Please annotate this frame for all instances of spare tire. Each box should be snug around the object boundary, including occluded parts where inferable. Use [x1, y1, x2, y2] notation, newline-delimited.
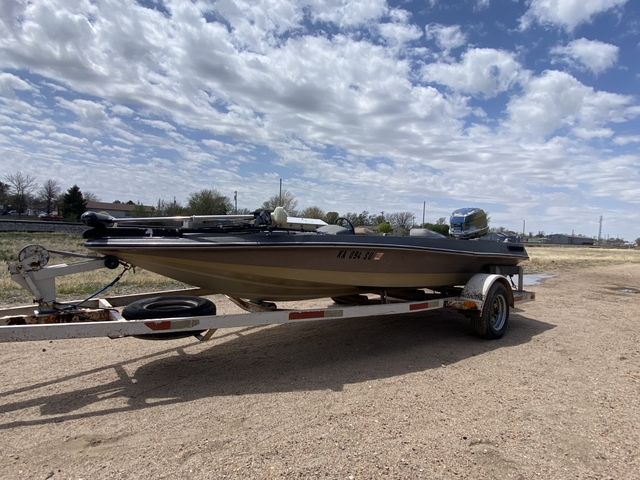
[122, 295, 216, 340]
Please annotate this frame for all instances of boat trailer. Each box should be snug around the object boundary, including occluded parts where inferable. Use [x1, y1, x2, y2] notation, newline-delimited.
[1, 245, 535, 343]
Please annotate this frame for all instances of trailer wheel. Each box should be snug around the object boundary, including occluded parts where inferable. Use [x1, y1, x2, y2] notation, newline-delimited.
[122, 295, 215, 340]
[471, 283, 509, 339]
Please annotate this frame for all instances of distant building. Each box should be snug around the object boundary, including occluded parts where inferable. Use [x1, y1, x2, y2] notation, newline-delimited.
[547, 234, 595, 245]
[86, 201, 155, 218]
[354, 226, 379, 235]
[480, 232, 520, 243]
[523, 237, 547, 244]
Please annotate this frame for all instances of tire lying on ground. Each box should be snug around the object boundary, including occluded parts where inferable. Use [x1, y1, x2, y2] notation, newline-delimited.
[121, 295, 216, 340]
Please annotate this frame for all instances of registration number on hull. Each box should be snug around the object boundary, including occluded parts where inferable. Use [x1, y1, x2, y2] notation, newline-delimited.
[336, 250, 384, 260]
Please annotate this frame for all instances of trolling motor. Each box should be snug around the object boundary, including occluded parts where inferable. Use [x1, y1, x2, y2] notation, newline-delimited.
[81, 207, 327, 239]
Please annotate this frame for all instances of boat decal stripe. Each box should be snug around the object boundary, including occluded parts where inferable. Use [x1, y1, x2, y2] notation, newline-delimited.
[289, 310, 343, 320]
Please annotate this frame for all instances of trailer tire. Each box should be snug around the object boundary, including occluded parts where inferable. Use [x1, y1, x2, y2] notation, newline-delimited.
[471, 283, 509, 339]
[122, 295, 215, 340]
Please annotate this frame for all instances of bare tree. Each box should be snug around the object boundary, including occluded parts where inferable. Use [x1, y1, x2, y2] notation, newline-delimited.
[4, 172, 38, 217]
[260, 190, 298, 216]
[342, 212, 361, 226]
[83, 191, 101, 203]
[358, 210, 374, 226]
[38, 179, 61, 214]
[156, 198, 185, 216]
[299, 206, 325, 219]
[387, 211, 416, 230]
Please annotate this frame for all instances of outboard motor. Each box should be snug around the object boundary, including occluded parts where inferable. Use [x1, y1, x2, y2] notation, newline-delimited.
[450, 208, 489, 239]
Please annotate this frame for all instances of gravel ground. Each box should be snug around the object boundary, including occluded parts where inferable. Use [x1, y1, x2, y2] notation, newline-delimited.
[0, 263, 639, 479]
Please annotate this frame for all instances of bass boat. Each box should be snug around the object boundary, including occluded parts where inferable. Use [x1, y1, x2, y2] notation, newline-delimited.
[81, 208, 528, 302]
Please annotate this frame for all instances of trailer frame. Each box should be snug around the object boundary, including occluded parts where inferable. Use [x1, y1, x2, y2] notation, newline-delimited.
[1, 245, 534, 343]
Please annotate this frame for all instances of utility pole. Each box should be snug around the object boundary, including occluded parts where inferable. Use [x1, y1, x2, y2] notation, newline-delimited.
[422, 202, 425, 226]
[234, 191, 237, 214]
[279, 179, 282, 206]
[598, 215, 603, 245]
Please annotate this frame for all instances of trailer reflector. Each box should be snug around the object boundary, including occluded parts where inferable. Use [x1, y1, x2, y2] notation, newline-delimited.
[409, 301, 433, 311]
[144, 319, 200, 331]
[288, 309, 343, 320]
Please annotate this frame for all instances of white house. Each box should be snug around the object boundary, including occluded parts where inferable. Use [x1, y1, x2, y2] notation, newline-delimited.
[86, 201, 155, 218]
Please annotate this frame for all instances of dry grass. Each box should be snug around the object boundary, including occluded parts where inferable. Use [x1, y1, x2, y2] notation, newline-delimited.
[0, 232, 188, 307]
[522, 244, 640, 273]
[2, 233, 639, 307]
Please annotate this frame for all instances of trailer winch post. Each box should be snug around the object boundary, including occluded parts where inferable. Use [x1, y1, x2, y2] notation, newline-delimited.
[7, 245, 113, 312]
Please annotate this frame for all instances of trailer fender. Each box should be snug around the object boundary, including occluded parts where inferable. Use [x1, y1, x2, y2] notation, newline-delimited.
[448, 274, 514, 311]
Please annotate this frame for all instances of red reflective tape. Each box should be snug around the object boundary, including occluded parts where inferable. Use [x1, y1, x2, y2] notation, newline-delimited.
[289, 311, 326, 320]
[145, 321, 172, 331]
[409, 302, 431, 311]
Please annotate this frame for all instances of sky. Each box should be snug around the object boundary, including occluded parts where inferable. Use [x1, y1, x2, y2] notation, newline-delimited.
[1, 0, 639, 240]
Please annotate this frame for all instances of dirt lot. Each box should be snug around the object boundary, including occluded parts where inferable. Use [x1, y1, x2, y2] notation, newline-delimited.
[1, 262, 639, 479]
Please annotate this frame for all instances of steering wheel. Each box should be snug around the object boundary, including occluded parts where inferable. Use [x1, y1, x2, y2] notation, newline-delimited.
[335, 217, 355, 235]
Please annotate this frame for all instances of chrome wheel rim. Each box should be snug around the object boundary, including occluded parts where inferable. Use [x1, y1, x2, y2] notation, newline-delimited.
[490, 294, 507, 331]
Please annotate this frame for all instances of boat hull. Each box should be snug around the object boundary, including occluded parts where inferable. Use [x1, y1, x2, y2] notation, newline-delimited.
[86, 233, 528, 301]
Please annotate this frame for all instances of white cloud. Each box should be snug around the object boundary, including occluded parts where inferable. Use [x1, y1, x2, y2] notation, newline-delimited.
[0, 73, 34, 96]
[421, 48, 527, 97]
[138, 119, 176, 132]
[425, 24, 467, 51]
[378, 22, 423, 46]
[506, 70, 638, 138]
[0, 73, 36, 109]
[520, 0, 629, 32]
[613, 135, 640, 145]
[205, 0, 304, 51]
[576, 154, 640, 202]
[551, 38, 619, 74]
[55, 98, 111, 129]
[0, 0, 638, 239]
[110, 105, 135, 116]
[48, 132, 89, 145]
[304, 0, 388, 28]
